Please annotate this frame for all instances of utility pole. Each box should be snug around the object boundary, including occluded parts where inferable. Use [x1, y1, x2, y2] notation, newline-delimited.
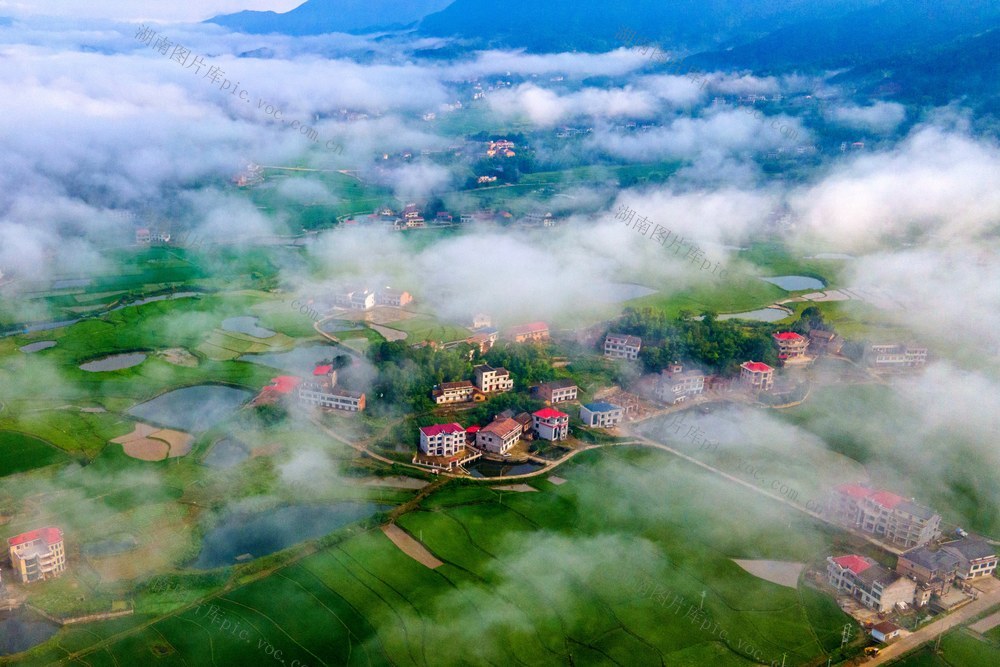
[699, 590, 706, 609]
[841, 623, 853, 648]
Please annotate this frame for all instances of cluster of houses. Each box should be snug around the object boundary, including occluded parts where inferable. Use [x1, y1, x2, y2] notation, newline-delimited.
[825, 483, 997, 619]
[332, 286, 414, 311]
[414, 406, 571, 471]
[417, 366, 630, 470]
[256, 363, 366, 413]
[3, 527, 66, 585]
[827, 536, 996, 615]
[865, 343, 927, 370]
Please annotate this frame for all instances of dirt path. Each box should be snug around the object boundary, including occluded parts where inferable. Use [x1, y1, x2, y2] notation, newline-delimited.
[970, 608, 1000, 634]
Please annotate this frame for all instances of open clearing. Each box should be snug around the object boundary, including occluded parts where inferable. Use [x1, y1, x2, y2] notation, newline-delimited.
[381, 523, 444, 569]
[111, 423, 194, 461]
[732, 559, 805, 588]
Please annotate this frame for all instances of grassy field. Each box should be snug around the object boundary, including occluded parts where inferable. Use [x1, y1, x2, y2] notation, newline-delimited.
[6, 447, 863, 666]
[890, 628, 1000, 666]
[0, 430, 69, 475]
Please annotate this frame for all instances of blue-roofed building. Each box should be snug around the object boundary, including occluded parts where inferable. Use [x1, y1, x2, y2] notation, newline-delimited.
[580, 402, 624, 428]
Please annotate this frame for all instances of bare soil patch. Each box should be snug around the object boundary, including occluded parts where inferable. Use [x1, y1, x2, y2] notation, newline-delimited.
[732, 559, 804, 588]
[381, 524, 443, 569]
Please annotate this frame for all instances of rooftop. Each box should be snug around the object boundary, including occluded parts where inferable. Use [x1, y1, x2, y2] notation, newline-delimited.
[773, 331, 805, 341]
[313, 364, 334, 376]
[269, 376, 301, 394]
[869, 490, 905, 509]
[873, 621, 901, 633]
[831, 554, 873, 575]
[900, 545, 960, 572]
[533, 407, 568, 420]
[607, 333, 642, 346]
[943, 538, 997, 560]
[481, 417, 522, 438]
[583, 401, 622, 413]
[8, 527, 63, 548]
[506, 322, 549, 336]
[741, 361, 773, 373]
[420, 423, 465, 437]
[857, 562, 898, 587]
[537, 379, 577, 390]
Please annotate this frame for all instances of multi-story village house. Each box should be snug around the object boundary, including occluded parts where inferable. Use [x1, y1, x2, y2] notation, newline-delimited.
[8, 527, 67, 584]
[532, 379, 578, 404]
[299, 364, 366, 412]
[476, 417, 523, 454]
[655, 363, 705, 404]
[473, 364, 514, 393]
[829, 484, 941, 549]
[532, 408, 569, 441]
[604, 333, 642, 360]
[739, 361, 774, 392]
[827, 555, 918, 612]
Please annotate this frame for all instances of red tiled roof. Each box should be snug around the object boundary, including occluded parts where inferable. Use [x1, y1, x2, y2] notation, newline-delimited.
[741, 361, 773, 373]
[313, 364, 334, 376]
[836, 484, 874, 499]
[420, 423, 465, 437]
[8, 527, 63, 547]
[773, 332, 804, 341]
[270, 376, 301, 394]
[533, 408, 568, 420]
[870, 490, 904, 509]
[832, 555, 872, 574]
[466, 425, 481, 433]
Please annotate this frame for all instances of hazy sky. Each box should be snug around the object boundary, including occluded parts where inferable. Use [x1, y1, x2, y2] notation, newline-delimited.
[0, 1, 302, 22]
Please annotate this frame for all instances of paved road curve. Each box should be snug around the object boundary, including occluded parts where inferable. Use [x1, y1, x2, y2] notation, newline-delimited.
[867, 587, 1000, 665]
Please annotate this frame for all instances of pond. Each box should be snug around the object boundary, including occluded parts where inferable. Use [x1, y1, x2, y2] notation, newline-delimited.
[221, 316, 276, 338]
[203, 437, 250, 469]
[19, 341, 56, 353]
[717, 308, 791, 322]
[468, 460, 545, 478]
[239, 343, 346, 375]
[761, 275, 825, 291]
[128, 385, 252, 432]
[80, 352, 147, 372]
[0, 608, 60, 657]
[190, 502, 386, 569]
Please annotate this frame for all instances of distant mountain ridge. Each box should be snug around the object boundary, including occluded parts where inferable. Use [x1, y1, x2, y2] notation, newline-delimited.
[207, 0, 453, 35]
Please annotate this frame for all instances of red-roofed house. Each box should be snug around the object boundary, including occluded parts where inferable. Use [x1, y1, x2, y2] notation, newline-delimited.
[827, 554, 917, 612]
[252, 376, 302, 405]
[830, 484, 941, 548]
[772, 331, 808, 363]
[532, 408, 569, 441]
[271, 376, 301, 394]
[419, 423, 466, 457]
[739, 361, 774, 392]
[414, 423, 481, 471]
[298, 364, 364, 412]
[505, 322, 549, 343]
[8, 527, 66, 583]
